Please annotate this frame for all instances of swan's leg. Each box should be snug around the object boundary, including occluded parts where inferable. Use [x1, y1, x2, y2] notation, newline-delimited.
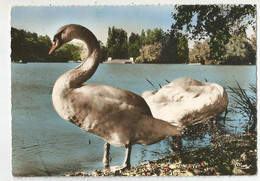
[103, 141, 110, 169]
[103, 143, 132, 173]
[122, 143, 132, 169]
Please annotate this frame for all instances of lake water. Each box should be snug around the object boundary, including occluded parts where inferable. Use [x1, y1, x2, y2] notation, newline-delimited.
[11, 63, 256, 176]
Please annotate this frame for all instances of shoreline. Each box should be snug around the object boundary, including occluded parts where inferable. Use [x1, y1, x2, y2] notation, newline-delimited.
[66, 132, 257, 176]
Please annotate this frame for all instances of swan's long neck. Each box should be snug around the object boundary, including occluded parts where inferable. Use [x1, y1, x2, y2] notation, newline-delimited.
[60, 27, 100, 88]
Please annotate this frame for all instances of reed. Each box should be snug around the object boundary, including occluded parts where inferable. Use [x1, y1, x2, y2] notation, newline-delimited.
[228, 81, 257, 133]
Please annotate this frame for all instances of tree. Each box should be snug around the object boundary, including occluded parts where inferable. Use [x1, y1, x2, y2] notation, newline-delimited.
[161, 31, 189, 63]
[224, 29, 256, 65]
[128, 32, 141, 59]
[189, 39, 211, 64]
[11, 27, 26, 62]
[107, 27, 128, 59]
[11, 27, 53, 62]
[172, 5, 256, 61]
[140, 30, 146, 46]
[134, 28, 166, 63]
[11, 27, 84, 62]
[144, 28, 164, 45]
[135, 42, 162, 63]
[36, 35, 53, 61]
[176, 33, 189, 64]
[54, 43, 81, 62]
[247, 31, 256, 65]
[100, 41, 108, 62]
[248, 30, 256, 52]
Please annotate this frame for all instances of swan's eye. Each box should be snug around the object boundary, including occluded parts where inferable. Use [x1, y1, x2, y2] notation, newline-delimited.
[53, 34, 59, 42]
[52, 38, 59, 46]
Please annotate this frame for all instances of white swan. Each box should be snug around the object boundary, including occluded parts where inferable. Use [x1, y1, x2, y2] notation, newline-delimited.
[49, 24, 182, 171]
[142, 77, 228, 127]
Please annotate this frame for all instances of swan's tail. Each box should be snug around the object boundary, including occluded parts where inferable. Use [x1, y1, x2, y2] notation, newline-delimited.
[151, 116, 183, 137]
[134, 115, 183, 146]
[165, 122, 183, 137]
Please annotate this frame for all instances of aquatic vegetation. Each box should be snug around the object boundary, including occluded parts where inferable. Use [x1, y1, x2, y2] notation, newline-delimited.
[228, 81, 257, 133]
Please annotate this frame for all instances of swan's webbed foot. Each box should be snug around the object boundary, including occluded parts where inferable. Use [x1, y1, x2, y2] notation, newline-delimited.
[121, 162, 131, 170]
[103, 164, 131, 173]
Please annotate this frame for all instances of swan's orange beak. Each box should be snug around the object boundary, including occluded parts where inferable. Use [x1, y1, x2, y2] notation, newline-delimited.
[49, 43, 58, 54]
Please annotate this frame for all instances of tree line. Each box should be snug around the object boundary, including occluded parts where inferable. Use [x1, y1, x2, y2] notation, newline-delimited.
[11, 26, 189, 64]
[11, 5, 256, 65]
[102, 26, 189, 64]
[99, 4, 256, 65]
[11, 27, 81, 63]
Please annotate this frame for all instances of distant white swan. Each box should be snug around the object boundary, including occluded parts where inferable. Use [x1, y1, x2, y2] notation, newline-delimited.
[142, 77, 228, 127]
[49, 24, 182, 171]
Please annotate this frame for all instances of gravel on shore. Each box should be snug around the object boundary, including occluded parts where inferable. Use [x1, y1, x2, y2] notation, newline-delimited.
[65, 132, 257, 177]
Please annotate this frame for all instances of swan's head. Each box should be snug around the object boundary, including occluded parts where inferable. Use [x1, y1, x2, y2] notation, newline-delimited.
[49, 24, 77, 54]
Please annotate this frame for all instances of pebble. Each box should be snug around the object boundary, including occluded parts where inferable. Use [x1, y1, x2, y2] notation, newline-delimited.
[169, 164, 176, 169]
[64, 133, 256, 177]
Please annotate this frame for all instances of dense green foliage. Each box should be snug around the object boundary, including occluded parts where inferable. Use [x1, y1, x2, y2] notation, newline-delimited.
[100, 41, 108, 62]
[135, 43, 162, 63]
[142, 28, 164, 45]
[11, 27, 81, 62]
[189, 39, 211, 64]
[189, 30, 256, 65]
[134, 28, 164, 63]
[129, 28, 188, 64]
[128, 32, 141, 59]
[103, 27, 184, 63]
[162, 31, 189, 63]
[11, 27, 52, 62]
[55, 44, 81, 61]
[172, 4, 256, 64]
[224, 30, 256, 64]
[107, 27, 128, 59]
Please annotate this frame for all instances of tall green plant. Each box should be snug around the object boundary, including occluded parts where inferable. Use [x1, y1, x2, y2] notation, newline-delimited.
[228, 82, 256, 133]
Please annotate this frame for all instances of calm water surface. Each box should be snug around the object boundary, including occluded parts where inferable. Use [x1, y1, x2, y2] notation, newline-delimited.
[11, 63, 256, 176]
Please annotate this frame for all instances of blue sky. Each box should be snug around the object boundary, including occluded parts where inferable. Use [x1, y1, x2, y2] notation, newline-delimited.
[11, 5, 256, 48]
[11, 6, 176, 44]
